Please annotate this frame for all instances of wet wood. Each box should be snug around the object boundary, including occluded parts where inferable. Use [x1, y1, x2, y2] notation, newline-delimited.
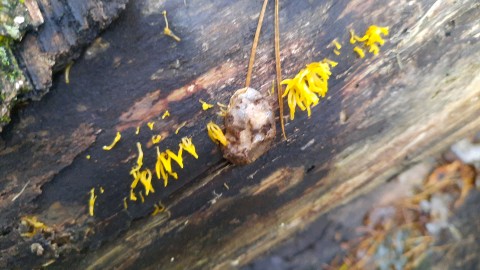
[0, 0, 479, 269]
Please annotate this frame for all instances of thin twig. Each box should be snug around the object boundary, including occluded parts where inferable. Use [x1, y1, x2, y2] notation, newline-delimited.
[12, 180, 30, 202]
[245, 0, 269, 88]
[274, 0, 286, 139]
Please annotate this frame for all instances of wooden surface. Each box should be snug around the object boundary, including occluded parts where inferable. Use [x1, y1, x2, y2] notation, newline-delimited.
[1, 0, 480, 269]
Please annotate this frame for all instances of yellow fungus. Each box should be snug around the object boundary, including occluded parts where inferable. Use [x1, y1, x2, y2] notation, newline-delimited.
[20, 216, 49, 238]
[334, 49, 341, 55]
[159, 150, 178, 179]
[139, 169, 155, 195]
[123, 197, 128, 210]
[180, 137, 198, 159]
[175, 121, 187, 134]
[217, 102, 227, 108]
[207, 121, 228, 146]
[65, 62, 73, 84]
[155, 147, 169, 187]
[136, 142, 144, 168]
[130, 188, 137, 201]
[152, 135, 162, 144]
[86, 155, 91, 160]
[130, 167, 141, 189]
[350, 25, 389, 55]
[102, 132, 121, 150]
[151, 202, 166, 216]
[100, 187, 105, 194]
[353, 46, 365, 58]
[199, 99, 214, 111]
[332, 39, 342, 50]
[162, 110, 170, 119]
[139, 191, 145, 203]
[217, 108, 227, 117]
[135, 126, 140, 135]
[281, 59, 336, 120]
[162, 11, 181, 42]
[167, 148, 184, 168]
[147, 121, 155, 130]
[89, 188, 96, 217]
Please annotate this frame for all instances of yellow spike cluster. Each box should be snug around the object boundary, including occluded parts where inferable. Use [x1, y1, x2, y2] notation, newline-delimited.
[207, 121, 228, 146]
[281, 59, 337, 120]
[350, 25, 389, 55]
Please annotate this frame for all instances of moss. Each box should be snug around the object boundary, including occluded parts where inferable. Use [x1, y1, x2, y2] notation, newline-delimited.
[0, 114, 11, 124]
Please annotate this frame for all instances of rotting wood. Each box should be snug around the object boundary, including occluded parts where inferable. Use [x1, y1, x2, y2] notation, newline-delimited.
[0, 0, 480, 269]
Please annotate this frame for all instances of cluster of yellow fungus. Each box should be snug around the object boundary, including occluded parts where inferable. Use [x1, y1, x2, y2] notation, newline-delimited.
[332, 39, 342, 55]
[162, 11, 181, 42]
[152, 135, 162, 144]
[20, 216, 50, 238]
[207, 121, 228, 146]
[350, 25, 389, 55]
[281, 59, 337, 120]
[103, 131, 121, 150]
[199, 99, 214, 111]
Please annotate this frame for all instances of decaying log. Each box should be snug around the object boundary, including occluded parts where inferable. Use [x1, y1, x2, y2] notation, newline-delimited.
[0, 0, 479, 269]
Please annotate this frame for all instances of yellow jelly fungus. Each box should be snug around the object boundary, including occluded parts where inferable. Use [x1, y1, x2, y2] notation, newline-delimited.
[135, 126, 140, 135]
[199, 99, 214, 111]
[167, 148, 184, 168]
[102, 132, 121, 150]
[147, 121, 155, 130]
[86, 155, 91, 160]
[207, 121, 228, 146]
[281, 59, 336, 120]
[162, 110, 170, 119]
[89, 188, 96, 217]
[332, 39, 342, 50]
[217, 102, 227, 108]
[100, 187, 105, 194]
[180, 137, 198, 159]
[159, 151, 178, 179]
[334, 49, 341, 55]
[130, 167, 141, 189]
[139, 191, 145, 203]
[136, 142, 144, 168]
[353, 46, 365, 58]
[139, 169, 155, 195]
[162, 11, 181, 42]
[155, 147, 169, 187]
[350, 25, 389, 55]
[151, 202, 166, 216]
[152, 135, 162, 144]
[65, 62, 72, 84]
[123, 197, 128, 210]
[20, 216, 49, 238]
[175, 121, 187, 134]
[130, 188, 137, 201]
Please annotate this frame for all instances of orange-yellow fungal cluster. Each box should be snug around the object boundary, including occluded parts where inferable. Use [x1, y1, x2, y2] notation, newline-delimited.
[20, 216, 50, 238]
[103, 132, 121, 150]
[281, 59, 337, 120]
[207, 121, 228, 146]
[350, 25, 389, 55]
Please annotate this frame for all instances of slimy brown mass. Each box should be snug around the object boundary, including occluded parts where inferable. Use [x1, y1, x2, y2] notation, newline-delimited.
[222, 87, 276, 165]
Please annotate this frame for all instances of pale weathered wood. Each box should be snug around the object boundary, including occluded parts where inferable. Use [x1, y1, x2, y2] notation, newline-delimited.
[0, 0, 479, 269]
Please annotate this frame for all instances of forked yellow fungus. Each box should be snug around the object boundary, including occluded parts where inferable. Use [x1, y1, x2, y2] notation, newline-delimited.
[152, 135, 162, 144]
[147, 121, 155, 130]
[180, 137, 198, 159]
[135, 126, 140, 135]
[155, 147, 169, 187]
[151, 202, 166, 216]
[350, 25, 389, 55]
[167, 148, 184, 168]
[162, 110, 170, 119]
[162, 10, 181, 42]
[159, 151, 178, 179]
[199, 99, 214, 111]
[353, 46, 365, 58]
[20, 216, 48, 237]
[102, 132, 121, 150]
[207, 121, 228, 146]
[334, 49, 341, 55]
[89, 188, 96, 216]
[139, 169, 155, 195]
[281, 59, 337, 120]
[332, 39, 342, 50]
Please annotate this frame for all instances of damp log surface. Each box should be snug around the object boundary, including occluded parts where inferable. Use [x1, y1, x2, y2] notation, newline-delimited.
[1, 0, 479, 269]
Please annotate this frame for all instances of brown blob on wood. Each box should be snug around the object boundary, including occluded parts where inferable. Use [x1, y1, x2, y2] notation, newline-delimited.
[222, 87, 276, 165]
